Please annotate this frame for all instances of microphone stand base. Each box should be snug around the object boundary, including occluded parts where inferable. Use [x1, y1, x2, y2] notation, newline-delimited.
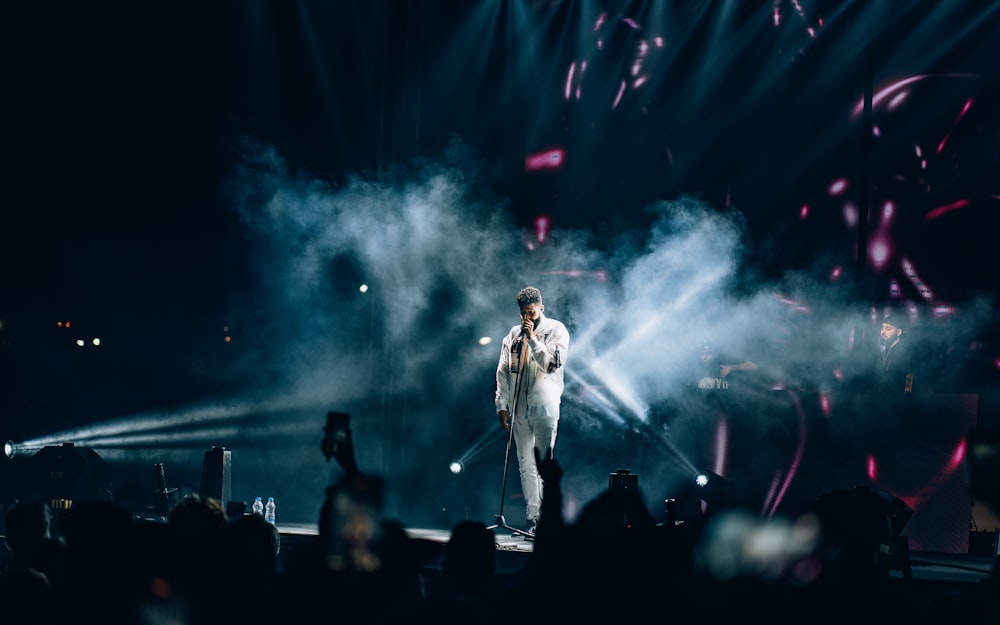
[486, 514, 534, 540]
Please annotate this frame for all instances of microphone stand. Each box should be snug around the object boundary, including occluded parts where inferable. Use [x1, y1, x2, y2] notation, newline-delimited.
[487, 333, 534, 540]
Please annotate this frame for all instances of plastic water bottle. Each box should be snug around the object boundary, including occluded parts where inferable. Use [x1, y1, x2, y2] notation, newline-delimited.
[264, 497, 276, 525]
[252, 496, 264, 517]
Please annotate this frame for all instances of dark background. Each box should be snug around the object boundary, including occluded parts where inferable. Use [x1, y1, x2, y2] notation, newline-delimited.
[2, 1, 999, 548]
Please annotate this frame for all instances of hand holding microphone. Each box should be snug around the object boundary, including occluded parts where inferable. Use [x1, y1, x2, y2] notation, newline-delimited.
[520, 316, 535, 341]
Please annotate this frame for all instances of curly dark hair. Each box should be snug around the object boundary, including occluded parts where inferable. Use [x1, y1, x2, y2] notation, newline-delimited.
[516, 286, 543, 307]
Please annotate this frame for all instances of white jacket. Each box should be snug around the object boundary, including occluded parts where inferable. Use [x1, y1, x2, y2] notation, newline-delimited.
[495, 314, 570, 416]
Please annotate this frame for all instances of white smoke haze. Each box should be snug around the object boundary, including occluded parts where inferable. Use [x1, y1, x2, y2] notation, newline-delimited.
[212, 135, 995, 526]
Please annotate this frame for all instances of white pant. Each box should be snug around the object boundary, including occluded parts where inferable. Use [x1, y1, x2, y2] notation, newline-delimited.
[512, 403, 559, 523]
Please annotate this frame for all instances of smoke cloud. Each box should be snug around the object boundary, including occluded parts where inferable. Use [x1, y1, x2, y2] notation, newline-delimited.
[215, 135, 994, 525]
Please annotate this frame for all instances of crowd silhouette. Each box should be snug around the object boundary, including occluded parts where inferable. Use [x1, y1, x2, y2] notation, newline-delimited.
[2, 429, 999, 625]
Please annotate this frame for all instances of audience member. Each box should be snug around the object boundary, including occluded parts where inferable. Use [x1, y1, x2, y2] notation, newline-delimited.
[53, 499, 148, 625]
[2, 500, 65, 585]
[420, 519, 499, 618]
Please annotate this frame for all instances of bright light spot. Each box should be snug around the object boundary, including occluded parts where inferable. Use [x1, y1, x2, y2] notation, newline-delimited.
[564, 62, 577, 100]
[449, 460, 464, 475]
[224, 336, 231, 343]
[3, 441, 14, 459]
[478, 336, 492, 346]
[535, 215, 551, 243]
[948, 440, 966, 470]
[525, 148, 566, 172]
[359, 284, 369, 293]
[869, 239, 889, 267]
[695, 472, 710, 487]
[881, 201, 894, 220]
[925, 199, 969, 220]
[76, 339, 85, 347]
[829, 266, 841, 280]
[819, 391, 832, 415]
[852, 76, 926, 117]
[932, 304, 957, 319]
[888, 91, 908, 110]
[91, 338, 100, 346]
[611, 80, 626, 109]
[843, 202, 858, 228]
[866, 454, 877, 481]
[799, 204, 809, 220]
[827, 179, 847, 196]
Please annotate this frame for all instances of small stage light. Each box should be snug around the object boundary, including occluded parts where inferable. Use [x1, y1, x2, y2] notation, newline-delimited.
[693, 470, 731, 510]
[448, 460, 464, 475]
[3, 440, 14, 459]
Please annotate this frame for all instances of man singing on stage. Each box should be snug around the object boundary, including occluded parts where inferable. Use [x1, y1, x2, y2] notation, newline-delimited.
[495, 286, 570, 537]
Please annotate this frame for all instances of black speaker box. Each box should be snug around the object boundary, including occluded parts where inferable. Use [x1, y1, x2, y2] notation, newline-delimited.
[199, 446, 232, 505]
[608, 468, 638, 492]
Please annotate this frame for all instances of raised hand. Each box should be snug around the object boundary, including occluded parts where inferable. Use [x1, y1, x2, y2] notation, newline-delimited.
[534, 446, 562, 484]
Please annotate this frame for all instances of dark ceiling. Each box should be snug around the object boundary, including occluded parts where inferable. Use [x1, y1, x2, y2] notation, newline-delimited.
[3, 0, 1000, 431]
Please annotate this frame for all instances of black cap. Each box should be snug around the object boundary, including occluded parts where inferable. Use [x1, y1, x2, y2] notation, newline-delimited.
[881, 313, 906, 331]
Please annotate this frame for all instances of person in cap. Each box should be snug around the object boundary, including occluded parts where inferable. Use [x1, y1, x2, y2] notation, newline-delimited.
[877, 312, 914, 393]
[696, 342, 758, 391]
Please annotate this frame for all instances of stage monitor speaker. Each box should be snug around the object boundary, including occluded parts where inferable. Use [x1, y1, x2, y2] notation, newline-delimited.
[30, 443, 105, 508]
[608, 468, 638, 493]
[199, 446, 232, 505]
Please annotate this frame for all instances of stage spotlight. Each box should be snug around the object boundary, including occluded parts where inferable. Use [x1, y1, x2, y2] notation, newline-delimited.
[4, 440, 14, 459]
[448, 459, 465, 475]
[694, 470, 732, 511]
